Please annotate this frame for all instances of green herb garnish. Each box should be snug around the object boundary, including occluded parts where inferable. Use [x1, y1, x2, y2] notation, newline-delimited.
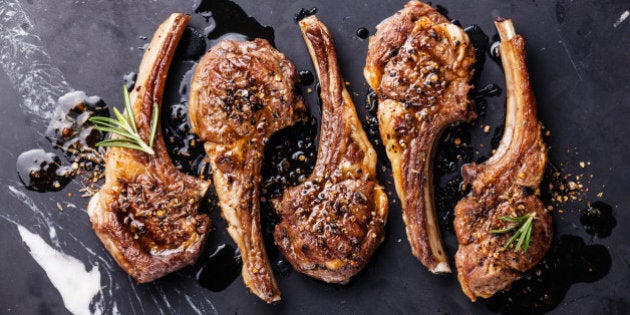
[490, 212, 536, 252]
[89, 86, 159, 155]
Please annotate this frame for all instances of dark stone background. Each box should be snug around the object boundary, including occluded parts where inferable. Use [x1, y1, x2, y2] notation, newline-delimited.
[0, 0, 628, 314]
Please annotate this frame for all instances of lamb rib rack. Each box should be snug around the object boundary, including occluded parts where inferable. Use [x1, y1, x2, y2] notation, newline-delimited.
[88, 13, 212, 283]
[364, 1, 477, 273]
[453, 18, 553, 301]
[272, 15, 389, 283]
[188, 38, 305, 303]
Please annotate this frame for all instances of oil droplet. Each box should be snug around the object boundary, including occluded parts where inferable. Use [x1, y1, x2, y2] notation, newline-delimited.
[299, 70, 314, 85]
[17, 149, 73, 192]
[274, 258, 292, 276]
[580, 201, 616, 238]
[489, 40, 501, 64]
[356, 27, 369, 39]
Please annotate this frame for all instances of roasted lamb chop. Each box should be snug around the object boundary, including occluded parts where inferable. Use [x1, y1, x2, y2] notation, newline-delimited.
[88, 13, 212, 283]
[188, 39, 304, 303]
[454, 18, 553, 301]
[272, 15, 389, 283]
[364, 1, 476, 273]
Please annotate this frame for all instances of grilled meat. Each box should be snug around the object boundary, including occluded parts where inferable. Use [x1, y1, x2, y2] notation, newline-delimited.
[188, 38, 304, 303]
[88, 14, 211, 283]
[272, 15, 389, 283]
[454, 18, 553, 301]
[364, 1, 476, 273]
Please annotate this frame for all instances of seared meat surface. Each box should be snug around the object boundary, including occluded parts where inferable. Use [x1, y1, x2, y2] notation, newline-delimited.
[188, 39, 304, 303]
[272, 16, 388, 283]
[364, 1, 476, 273]
[454, 18, 553, 301]
[88, 14, 211, 283]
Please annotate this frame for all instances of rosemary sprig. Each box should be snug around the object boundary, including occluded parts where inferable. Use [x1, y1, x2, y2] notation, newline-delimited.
[89, 86, 159, 155]
[490, 212, 536, 252]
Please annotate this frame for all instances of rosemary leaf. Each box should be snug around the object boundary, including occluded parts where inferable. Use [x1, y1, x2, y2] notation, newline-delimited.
[95, 139, 150, 153]
[123, 86, 137, 133]
[149, 102, 159, 148]
[93, 126, 136, 140]
[89, 86, 159, 156]
[491, 211, 536, 253]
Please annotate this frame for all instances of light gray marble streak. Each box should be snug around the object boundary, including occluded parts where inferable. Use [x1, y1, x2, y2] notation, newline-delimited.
[0, 0, 72, 120]
[127, 278, 145, 314]
[2, 182, 219, 314]
[17, 224, 102, 315]
[7, 184, 60, 246]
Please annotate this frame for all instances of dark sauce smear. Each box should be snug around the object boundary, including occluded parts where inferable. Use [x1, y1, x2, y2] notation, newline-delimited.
[475, 83, 502, 99]
[485, 235, 612, 314]
[464, 25, 489, 83]
[435, 174, 468, 232]
[434, 123, 476, 232]
[176, 27, 207, 61]
[356, 27, 369, 39]
[196, 244, 242, 292]
[489, 34, 502, 64]
[473, 84, 502, 118]
[294, 7, 318, 22]
[274, 258, 293, 277]
[16, 149, 73, 192]
[580, 201, 616, 238]
[299, 70, 315, 86]
[363, 90, 388, 165]
[260, 116, 318, 201]
[259, 115, 318, 269]
[195, 0, 275, 46]
[162, 66, 208, 177]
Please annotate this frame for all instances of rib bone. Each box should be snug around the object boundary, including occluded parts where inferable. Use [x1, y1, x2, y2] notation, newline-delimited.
[454, 18, 553, 301]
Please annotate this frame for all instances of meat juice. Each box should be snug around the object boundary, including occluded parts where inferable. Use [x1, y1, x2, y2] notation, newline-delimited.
[196, 244, 242, 292]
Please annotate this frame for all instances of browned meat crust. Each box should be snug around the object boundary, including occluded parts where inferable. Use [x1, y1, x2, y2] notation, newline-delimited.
[272, 15, 388, 283]
[364, 1, 476, 273]
[88, 13, 211, 283]
[188, 39, 304, 303]
[364, 0, 449, 92]
[454, 18, 553, 301]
